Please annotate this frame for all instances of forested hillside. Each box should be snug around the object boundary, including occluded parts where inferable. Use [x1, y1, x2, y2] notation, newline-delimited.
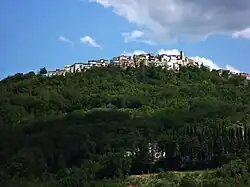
[1, 65, 250, 186]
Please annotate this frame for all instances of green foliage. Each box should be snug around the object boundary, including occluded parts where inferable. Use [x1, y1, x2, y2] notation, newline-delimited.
[155, 179, 175, 187]
[6, 147, 47, 178]
[217, 159, 248, 184]
[179, 173, 198, 187]
[1, 66, 250, 186]
[200, 178, 228, 187]
[39, 67, 47, 75]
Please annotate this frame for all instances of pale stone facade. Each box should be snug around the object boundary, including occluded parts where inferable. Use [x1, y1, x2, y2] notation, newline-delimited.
[46, 51, 250, 80]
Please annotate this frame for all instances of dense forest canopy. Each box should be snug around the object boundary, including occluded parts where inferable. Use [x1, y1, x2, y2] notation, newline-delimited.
[1, 65, 250, 186]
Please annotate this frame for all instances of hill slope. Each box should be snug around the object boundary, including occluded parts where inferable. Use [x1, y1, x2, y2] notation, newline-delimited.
[1, 66, 250, 186]
[1, 66, 250, 125]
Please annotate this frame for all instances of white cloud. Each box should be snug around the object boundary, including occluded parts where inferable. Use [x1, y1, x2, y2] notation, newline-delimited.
[123, 49, 181, 56]
[158, 49, 181, 55]
[90, 0, 250, 43]
[225, 65, 241, 74]
[190, 56, 220, 70]
[122, 30, 143, 42]
[59, 36, 75, 45]
[190, 56, 240, 73]
[122, 49, 241, 73]
[122, 50, 147, 56]
[80, 36, 102, 49]
[122, 30, 154, 45]
[232, 28, 250, 39]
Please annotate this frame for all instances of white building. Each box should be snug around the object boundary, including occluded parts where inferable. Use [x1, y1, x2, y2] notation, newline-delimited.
[88, 59, 109, 67]
[47, 69, 66, 77]
[110, 55, 134, 67]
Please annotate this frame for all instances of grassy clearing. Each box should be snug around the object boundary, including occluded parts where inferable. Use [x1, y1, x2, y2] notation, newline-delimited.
[126, 170, 217, 187]
[129, 170, 203, 178]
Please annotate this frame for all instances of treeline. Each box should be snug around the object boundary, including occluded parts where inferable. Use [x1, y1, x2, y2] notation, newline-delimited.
[1, 65, 250, 186]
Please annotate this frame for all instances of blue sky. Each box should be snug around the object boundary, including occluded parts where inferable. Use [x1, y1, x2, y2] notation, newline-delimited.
[1, 0, 250, 79]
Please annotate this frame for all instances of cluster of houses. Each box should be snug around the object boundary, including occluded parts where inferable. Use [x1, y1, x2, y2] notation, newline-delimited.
[47, 51, 197, 77]
[47, 51, 250, 80]
[239, 72, 250, 80]
[218, 70, 250, 80]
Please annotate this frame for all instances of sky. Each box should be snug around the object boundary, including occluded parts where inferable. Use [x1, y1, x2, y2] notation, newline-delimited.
[1, 0, 250, 79]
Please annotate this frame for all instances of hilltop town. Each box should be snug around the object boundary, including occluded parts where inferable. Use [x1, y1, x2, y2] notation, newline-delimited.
[47, 51, 196, 76]
[47, 51, 250, 80]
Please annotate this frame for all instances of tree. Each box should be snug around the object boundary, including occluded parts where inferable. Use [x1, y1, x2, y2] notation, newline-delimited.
[218, 159, 248, 183]
[39, 67, 47, 75]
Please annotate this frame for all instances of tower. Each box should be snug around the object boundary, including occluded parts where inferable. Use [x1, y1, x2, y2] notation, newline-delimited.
[180, 51, 184, 60]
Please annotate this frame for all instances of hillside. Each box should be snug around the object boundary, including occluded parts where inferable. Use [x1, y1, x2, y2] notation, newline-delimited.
[1, 65, 250, 186]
